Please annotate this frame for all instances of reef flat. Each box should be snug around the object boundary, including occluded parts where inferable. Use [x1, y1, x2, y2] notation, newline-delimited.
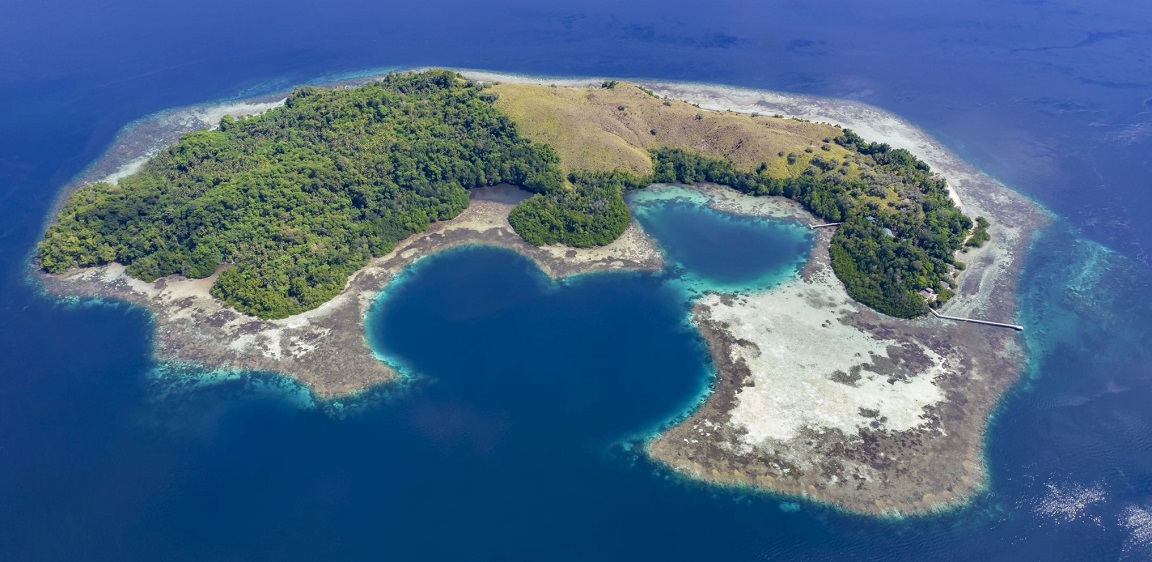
[43, 184, 663, 397]
[36, 70, 1048, 515]
[632, 85, 1050, 515]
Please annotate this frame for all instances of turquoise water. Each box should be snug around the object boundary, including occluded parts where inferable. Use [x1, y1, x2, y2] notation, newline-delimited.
[366, 192, 810, 439]
[629, 186, 813, 295]
[7, 154, 1150, 560]
[5, 1, 1152, 557]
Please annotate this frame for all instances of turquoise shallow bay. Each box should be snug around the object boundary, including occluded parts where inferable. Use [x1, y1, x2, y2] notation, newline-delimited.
[628, 186, 813, 295]
[13, 173, 1148, 560]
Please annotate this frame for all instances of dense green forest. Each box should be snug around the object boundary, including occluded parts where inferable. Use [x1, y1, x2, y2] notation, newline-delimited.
[41, 71, 978, 320]
[650, 131, 973, 318]
[508, 170, 643, 247]
[39, 70, 565, 318]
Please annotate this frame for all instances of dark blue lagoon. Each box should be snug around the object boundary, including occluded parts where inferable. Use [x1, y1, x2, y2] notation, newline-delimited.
[366, 246, 712, 448]
[364, 190, 813, 451]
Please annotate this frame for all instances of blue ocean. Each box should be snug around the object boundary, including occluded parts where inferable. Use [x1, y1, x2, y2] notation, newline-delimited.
[2, 1, 1151, 559]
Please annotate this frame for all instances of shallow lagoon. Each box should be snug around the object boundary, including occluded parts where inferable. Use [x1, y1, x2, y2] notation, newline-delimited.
[367, 187, 813, 444]
[6, 0, 1152, 556]
[628, 186, 813, 294]
[5, 154, 1151, 562]
[356, 193, 825, 558]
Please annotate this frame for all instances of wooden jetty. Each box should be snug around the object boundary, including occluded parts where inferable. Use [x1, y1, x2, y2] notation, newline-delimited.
[808, 222, 844, 229]
[929, 307, 1023, 331]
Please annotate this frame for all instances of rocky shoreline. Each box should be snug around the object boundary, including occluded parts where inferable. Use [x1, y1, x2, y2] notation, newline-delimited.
[41, 185, 664, 398]
[636, 88, 1050, 515]
[36, 70, 1050, 515]
[646, 219, 1015, 515]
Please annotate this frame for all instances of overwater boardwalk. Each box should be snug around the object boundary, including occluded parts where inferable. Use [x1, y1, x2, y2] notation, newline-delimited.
[930, 307, 1024, 331]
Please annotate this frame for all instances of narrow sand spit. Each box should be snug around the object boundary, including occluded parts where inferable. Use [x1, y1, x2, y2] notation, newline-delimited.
[39, 71, 1050, 515]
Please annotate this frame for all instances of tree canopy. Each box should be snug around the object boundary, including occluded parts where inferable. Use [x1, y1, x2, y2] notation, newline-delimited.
[40, 73, 981, 320]
[508, 170, 644, 247]
[650, 131, 974, 318]
[39, 70, 563, 318]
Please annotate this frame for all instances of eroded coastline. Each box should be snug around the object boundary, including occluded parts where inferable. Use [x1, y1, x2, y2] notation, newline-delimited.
[637, 95, 1049, 515]
[37, 70, 1050, 515]
[43, 185, 663, 398]
[646, 188, 1039, 516]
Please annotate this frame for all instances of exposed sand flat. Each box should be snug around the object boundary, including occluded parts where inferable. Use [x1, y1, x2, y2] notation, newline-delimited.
[42, 185, 664, 398]
[637, 85, 1050, 515]
[713, 268, 948, 445]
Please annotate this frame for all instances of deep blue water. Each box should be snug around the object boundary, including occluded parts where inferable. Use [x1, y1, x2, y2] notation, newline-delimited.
[3, 1, 1152, 559]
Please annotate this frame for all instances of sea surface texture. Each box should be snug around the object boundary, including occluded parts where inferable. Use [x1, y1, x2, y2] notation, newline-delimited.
[3, 1, 1152, 560]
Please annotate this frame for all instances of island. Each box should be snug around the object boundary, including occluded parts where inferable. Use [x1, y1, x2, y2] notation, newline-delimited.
[36, 69, 1049, 515]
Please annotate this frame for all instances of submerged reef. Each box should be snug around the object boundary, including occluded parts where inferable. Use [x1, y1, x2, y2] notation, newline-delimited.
[38, 70, 1048, 515]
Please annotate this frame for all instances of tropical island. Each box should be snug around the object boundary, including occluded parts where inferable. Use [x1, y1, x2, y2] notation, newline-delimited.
[40, 70, 977, 320]
[37, 69, 1047, 516]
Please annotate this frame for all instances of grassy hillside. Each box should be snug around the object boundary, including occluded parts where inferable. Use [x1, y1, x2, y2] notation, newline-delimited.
[494, 81, 975, 318]
[40, 71, 977, 320]
[39, 71, 563, 319]
[491, 81, 860, 179]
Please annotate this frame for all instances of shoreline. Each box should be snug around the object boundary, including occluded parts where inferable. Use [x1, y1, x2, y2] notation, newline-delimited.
[35, 69, 1050, 516]
[645, 198, 995, 515]
[622, 85, 1048, 515]
[41, 184, 664, 398]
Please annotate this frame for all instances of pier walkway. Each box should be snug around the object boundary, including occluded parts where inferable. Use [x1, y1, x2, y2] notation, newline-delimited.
[929, 308, 1023, 331]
